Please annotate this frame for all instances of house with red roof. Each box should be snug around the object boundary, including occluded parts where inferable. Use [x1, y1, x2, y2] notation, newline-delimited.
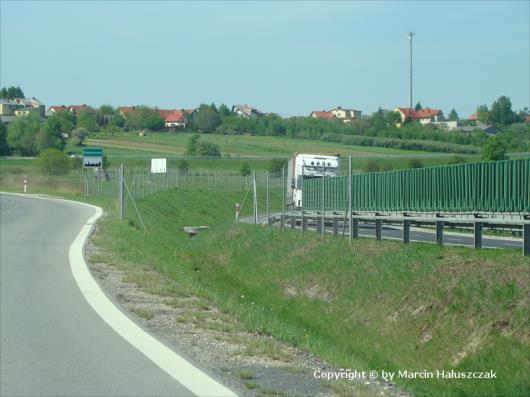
[49, 105, 93, 115]
[49, 105, 69, 114]
[69, 105, 93, 114]
[118, 106, 196, 131]
[394, 107, 443, 127]
[310, 110, 336, 120]
[310, 106, 362, 123]
[117, 106, 138, 117]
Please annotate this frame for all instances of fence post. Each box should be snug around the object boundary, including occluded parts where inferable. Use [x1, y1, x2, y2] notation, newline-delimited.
[266, 171, 270, 226]
[282, 167, 286, 231]
[301, 165, 304, 235]
[321, 163, 326, 239]
[119, 163, 124, 220]
[252, 171, 258, 224]
[84, 168, 88, 197]
[474, 222, 483, 250]
[348, 156, 352, 243]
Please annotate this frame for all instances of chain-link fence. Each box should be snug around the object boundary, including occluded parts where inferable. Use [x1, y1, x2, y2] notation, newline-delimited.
[82, 167, 285, 200]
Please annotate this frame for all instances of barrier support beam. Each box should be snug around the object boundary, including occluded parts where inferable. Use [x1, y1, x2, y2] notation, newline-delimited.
[333, 218, 339, 235]
[403, 219, 411, 244]
[474, 222, 483, 250]
[290, 216, 296, 229]
[523, 224, 530, 256]
[317, 217, 323, 234]
[375, 219, 382, 241]
[351, 218, 359, 239]
[436, 221, 444, 245]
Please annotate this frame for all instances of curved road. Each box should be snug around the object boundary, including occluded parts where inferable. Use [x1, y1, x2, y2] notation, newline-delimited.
[0, 193, 235, 397]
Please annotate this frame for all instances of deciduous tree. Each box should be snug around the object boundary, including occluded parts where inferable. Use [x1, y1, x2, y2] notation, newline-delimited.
[481, 136, 508, 161]
[7, 113, 41, 155]
[489, 96, 517, 126]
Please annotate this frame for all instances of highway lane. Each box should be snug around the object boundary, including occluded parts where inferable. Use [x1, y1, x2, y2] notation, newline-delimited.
[0, 194, 231, 397]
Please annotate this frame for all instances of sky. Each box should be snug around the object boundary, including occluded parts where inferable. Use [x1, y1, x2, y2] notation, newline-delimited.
[1, 1, 528, 118]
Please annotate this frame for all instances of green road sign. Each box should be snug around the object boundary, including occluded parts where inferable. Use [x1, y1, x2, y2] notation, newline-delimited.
[82, 148, 103, 157]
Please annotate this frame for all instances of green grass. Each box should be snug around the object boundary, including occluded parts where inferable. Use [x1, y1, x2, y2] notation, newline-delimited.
[90, 188, 529, 397]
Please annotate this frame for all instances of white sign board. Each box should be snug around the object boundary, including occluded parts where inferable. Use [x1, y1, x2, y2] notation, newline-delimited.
[151, 158, 167, 173]
[83, 156, 103, 168]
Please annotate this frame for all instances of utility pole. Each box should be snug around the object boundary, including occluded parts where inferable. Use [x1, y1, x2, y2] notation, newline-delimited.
[408, 31, 415, 109]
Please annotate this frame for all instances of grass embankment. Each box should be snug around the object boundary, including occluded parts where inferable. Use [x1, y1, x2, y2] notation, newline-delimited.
[92, 188, 530, 397]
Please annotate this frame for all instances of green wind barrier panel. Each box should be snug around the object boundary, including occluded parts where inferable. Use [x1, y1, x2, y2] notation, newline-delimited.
[303, 159, 530, 213]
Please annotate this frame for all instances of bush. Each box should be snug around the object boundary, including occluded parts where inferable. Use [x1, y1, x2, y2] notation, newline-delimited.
[39, 148, 71, 175]
[197, 141, 221, 157]
[408, 158, 424, 168]
[482, 136, 508, 161]
[187, 134, 200, 155]
[69, 127, 88, 146]
[268, 158, 287, 174]
[362, 159, 380, 173]
[240, 162, 251, 176]
[177, 159, 189, 171]
[448, 155, 467, 165]
[71, 156, 82, 170]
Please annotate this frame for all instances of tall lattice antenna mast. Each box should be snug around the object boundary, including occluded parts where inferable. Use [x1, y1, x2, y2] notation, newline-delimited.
[408, 31, 415, 109]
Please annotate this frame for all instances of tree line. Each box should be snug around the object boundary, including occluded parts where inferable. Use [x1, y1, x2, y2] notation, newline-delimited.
[1, 89, 528, 158]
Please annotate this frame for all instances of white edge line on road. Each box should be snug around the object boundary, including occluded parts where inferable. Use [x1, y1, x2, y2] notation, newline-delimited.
[1, 192, 238, 397]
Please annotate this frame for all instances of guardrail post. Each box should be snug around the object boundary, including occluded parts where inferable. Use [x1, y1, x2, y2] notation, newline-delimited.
[403, 219, 411, 244]
[436, 221, 444, 245]
[474, 222, 483, 250]
[280, 214, 285, 230]
[333, 218, 339, 235]
[317, 217, 323, 234]
[375, 219, 382, 241]
[290, 215, 296, 229]
[302, 217, 308, 231]
[351, 218, 359, 238]
[523, 223, 530, 256]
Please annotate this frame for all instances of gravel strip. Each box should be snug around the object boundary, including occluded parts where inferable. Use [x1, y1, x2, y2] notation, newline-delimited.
[86, 235, 411, 397]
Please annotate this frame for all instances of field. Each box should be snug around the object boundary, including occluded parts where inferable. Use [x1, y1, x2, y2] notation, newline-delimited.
[83, 132, 439, 158]
[58, 131, 489, 174]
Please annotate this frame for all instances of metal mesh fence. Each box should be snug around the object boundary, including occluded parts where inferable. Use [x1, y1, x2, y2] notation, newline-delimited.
[83, 168, 285, 201]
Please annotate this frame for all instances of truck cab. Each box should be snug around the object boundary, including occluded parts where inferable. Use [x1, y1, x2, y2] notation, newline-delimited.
[287, 153, 340, 209]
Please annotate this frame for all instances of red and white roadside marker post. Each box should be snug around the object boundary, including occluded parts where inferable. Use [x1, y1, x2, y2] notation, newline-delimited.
[23, 178, 28, 193]
[235, 202, 240, 221]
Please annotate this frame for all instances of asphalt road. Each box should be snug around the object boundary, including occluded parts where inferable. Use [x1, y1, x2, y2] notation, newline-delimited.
[0, 194, 229, 397]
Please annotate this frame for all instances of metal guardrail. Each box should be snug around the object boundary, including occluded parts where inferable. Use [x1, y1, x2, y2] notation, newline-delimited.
[270, 211, 530, 257]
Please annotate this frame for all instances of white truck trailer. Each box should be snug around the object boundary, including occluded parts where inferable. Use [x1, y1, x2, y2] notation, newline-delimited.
[287, 153, 340, 209]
